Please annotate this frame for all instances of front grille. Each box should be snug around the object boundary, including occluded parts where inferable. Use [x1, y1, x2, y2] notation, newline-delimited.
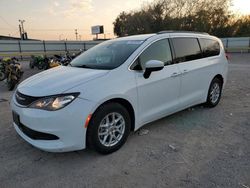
[15, 90, 40, 106]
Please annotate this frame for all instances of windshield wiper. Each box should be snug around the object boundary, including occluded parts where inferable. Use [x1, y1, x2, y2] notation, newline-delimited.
[74, 64, 93, 69]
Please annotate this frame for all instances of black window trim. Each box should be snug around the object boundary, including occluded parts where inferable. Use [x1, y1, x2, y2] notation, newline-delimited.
[170, 37, 203, 64]
[129, 38, 174, 71]
[198, 37, 221, 58]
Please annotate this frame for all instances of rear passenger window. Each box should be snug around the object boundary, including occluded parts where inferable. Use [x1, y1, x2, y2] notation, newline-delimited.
[200, 38, 220, 57]
[172, 38, 202, 63]
[132, 39, 172, 70]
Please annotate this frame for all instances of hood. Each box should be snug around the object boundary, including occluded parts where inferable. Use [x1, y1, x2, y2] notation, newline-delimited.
[18, 66, 109, 96]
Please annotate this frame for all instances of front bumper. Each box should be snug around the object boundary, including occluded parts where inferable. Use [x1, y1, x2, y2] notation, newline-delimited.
[11, 95, 96, 152]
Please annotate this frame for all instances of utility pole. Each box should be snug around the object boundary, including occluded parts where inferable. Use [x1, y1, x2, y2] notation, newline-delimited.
[19, 19, 26, 40]
[75, 29, 78, 41]
[19, 20, 25, 34]
[19, 24, 22, 39]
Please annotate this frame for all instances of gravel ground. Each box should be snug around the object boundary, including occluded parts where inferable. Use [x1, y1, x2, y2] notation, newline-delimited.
[0, 54, 250, 188]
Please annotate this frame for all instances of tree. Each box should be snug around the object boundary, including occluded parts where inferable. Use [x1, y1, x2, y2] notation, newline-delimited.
[113, 0, 250, 37]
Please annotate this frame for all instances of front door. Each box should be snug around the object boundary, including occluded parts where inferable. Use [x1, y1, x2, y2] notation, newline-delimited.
[132, 39, 181, 125]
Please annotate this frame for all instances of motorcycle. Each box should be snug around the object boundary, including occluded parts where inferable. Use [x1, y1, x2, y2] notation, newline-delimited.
[45, 49, 84, 69]
[48, 54, 70, 68]
[0, 58, 6, 81]
[30, 55, 48, 70]
[45, 56, 62, 69]
[3, 57, 23, 90]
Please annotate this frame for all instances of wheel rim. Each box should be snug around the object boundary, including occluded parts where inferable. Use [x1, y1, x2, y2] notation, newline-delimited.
[0, 72, 5, 81]
[98, 112, 125, 147]
[210, 82, 220, 104]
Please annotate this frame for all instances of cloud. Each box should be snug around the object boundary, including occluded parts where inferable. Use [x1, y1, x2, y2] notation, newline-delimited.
[71, 0, 93, 10]
[54, 1, 59, 7]
[63, 0, 93, 17]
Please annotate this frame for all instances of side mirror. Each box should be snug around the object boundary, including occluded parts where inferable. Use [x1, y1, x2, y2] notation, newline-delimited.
[143, 60, 164, 79]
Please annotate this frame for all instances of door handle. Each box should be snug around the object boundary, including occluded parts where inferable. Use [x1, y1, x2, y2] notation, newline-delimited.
[171, 72, 180, 77]
[182, 69, 189, 74]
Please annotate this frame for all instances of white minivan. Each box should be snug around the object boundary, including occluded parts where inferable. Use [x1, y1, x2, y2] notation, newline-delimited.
[11, 31, 228, 154]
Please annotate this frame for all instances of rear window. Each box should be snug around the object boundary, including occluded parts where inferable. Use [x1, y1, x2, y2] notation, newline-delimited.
[172, 38, 202, 63]
[199, 38, 220, 57]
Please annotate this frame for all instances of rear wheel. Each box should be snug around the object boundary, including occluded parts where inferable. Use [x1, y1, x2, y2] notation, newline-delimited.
[7, 78, 16, 91]
[205, 77, 223, 108]
[87, 103, 131, 154]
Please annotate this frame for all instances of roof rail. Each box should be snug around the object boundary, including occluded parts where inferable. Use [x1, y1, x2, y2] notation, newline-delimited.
[157, 30, 209, 35]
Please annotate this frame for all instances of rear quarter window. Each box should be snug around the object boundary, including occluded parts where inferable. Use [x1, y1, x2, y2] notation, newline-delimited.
[199, 38, 220, 57]
[172, 38, 202, 63]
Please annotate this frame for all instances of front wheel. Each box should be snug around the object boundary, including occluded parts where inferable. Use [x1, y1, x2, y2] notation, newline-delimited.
[29, 61, 34, 69]
[205, 77, 223, 108]
[0, 71, 6, 81]
[87, 103, 131, 154]
[37, 62, 44, 70]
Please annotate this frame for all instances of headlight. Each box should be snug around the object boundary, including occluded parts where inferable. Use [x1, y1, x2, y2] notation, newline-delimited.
[29, 93, 80, 111]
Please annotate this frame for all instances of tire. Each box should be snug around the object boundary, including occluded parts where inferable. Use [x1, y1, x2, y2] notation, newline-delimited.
[29, 61, 34, 69]
[37, 62, 44, 70]
[0, 71, 6, 81]
[7, 79, 16, 91]
[87, 103, 131, 154]
[43, 61, 49, 70]
[205, 77, 223, 108]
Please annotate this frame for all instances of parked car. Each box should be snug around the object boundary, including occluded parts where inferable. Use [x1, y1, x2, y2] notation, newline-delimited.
[11, 31, 228, 154]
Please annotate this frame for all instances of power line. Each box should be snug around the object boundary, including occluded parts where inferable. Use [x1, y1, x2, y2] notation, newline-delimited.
[0, 15, 16, 29]
[0, 27, 12, 30]
[26, 28, 89, 31]
[24, 28, 113, 32]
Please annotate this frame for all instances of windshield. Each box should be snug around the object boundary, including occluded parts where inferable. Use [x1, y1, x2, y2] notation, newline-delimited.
[70, 40, 144, 70]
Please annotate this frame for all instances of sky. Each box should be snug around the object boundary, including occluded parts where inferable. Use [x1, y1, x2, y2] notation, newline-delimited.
[0, 0, 249, 41]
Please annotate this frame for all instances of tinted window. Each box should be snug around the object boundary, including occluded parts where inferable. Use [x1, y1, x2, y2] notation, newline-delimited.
[172, 38, 202, 63]
[133, 39, 172, 70]
[200, 38, 220, 57]
[70, 40, 143, 70]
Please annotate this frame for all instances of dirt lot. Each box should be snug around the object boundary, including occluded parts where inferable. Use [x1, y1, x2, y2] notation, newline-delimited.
[0, 54, 249, 188]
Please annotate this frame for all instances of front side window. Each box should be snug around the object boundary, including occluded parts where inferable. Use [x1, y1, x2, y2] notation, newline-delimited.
[199, 38, 220, 57]
[132, 39, 172, 70]
[70, 40, 144, 70]
[172, 38, 202, 63]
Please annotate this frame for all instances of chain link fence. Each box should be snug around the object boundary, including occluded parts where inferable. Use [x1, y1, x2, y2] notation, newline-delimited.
[0, 37, 249, 59]
[0, 40, 102, 59]
[221, 37, 250, 53]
